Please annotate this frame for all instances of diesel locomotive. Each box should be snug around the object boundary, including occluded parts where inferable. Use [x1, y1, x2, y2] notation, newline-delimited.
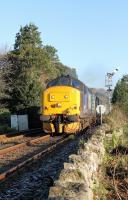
[40, 75, 100, 135]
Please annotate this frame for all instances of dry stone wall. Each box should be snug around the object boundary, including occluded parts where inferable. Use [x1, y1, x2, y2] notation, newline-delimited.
[48, 126, 107, 200]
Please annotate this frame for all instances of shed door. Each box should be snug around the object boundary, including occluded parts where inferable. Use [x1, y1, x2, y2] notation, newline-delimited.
[18, 115, 28, 131]
[11, 115, 18, 130]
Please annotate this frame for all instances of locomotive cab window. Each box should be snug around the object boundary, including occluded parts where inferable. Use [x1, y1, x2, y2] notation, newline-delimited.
[46, 75, 84, 91]
[60, 76, 70, 85]
[47, 79, 59, 87]
[71, 79, 84, 91]
[71, 79, 81, 89]
[47, 76, 71, 88]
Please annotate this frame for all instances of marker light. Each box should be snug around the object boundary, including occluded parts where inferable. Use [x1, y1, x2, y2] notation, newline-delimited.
[56, 103, 62, 107]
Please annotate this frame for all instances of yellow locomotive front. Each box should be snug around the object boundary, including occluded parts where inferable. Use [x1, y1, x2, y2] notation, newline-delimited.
[40, 76, 81, 134]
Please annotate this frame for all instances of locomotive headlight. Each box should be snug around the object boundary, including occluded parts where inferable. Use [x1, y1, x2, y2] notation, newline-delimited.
[64, 95, 68, 99]
[51, 95, 55, 99]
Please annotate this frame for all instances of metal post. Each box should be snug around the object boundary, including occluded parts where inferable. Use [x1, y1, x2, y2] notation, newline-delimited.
[105, 76, 112, 113]
[107, 87, 112, 113]
[108, 91, 112, 112]
[99, 106, 102, 125]
[105, 68, 119, 113]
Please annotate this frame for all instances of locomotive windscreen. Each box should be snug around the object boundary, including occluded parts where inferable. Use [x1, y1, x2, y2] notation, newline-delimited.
[46, 75, 83, 90]
[47, 76, 70, 87]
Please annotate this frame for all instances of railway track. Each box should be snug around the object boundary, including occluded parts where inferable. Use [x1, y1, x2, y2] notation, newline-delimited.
[0, 134, 66, 182]
[0, 128, 43, 143]
[0, 128, 93, 200]
[0, 128, 46, 150]
[0, 127, 91, 183]
[0, 135, 50, 155]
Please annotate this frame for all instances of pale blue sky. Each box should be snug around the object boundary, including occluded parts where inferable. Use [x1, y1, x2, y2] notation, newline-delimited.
[0, 0, 128, 88]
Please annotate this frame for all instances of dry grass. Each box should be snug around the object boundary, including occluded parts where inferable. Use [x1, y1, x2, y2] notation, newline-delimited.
[105, 105, 127, 130]
[97, 107, 128, 200]
[105, 152, 128, 200]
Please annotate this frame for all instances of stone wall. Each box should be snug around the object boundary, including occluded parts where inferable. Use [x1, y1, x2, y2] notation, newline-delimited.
[48, 126, 107, 200]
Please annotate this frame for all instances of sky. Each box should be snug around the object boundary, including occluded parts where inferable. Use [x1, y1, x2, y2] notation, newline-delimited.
[0, 0, 128, 89]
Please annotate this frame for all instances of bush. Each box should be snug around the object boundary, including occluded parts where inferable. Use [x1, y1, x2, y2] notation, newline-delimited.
[0, 125, 16, 132]
[105, 105, 127, 130]
[123, 123, 128, 137]
[0, 109, 11, 127]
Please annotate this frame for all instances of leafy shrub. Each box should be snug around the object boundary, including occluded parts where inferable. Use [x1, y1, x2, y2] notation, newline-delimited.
[0, 109, 10, 126]
[0, 125, 16, 132]
[123, 123, 128, 137]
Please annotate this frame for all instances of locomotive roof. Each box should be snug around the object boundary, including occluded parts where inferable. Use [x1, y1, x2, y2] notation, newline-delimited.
[46, 75, 87, 89]
[46, 75, 99, 99]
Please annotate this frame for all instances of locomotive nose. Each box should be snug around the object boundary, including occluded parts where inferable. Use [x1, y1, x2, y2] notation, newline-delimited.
[42, 86, 80, 117]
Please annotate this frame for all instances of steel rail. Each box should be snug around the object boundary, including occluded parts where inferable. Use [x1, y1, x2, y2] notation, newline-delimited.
[0, 128, 42, 140]
[0, 134, 26, 143]
[0, 135, 50, 156]
[0, 136, 68, 182]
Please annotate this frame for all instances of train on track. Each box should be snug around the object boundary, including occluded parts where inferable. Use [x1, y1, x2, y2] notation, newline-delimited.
[40, 75, 101, 135]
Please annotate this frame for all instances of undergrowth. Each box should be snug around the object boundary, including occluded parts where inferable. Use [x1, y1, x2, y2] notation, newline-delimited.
[95, 107, 128, 200]
[104, 127, 128, 199]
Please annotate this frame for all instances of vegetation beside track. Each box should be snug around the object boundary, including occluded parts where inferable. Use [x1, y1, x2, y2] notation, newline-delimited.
[112, 75, 128, 115]
[95, 108, 128, 200]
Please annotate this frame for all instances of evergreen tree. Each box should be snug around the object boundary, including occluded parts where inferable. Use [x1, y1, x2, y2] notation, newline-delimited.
[0, 54, 10, 107]
[2, 23, 78, 113]
[43, 45, 59, 63]
[4, 23, 45, 112]
[112, 75, 128, 114]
